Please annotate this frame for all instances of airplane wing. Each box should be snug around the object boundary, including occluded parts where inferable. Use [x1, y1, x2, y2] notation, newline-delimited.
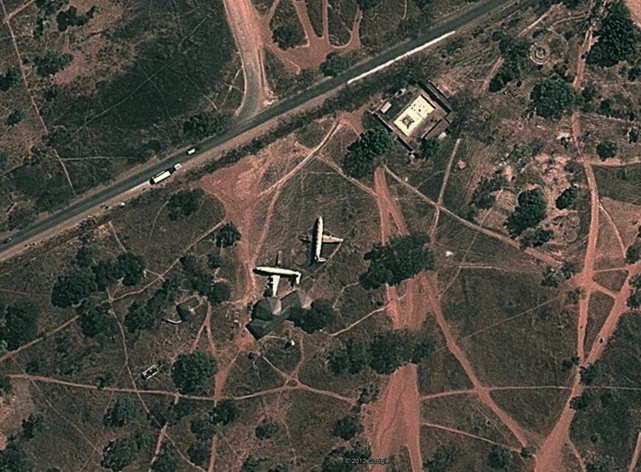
[321, 234, 344, 244]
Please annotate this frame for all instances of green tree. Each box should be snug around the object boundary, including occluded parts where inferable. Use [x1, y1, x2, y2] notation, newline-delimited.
[56, 5, 96, 32]
[208, 281, 232, 304]
[419, 138, 441, 160]
[596, 140, 618, 160]
[1, 302, 40, 350]
[580, 364, 599, 385]
[272, 26, 304, 50]
[216, 222, 241, 248]
[151, 444, 179, 472]
[183, 111, 230, 139]
[530, 79, 577, 120]
[0, 375, 12, 395]
[51, 268, 97, 307]
[171, 351, 218, 394]
[368, 330, 415, 374]
[424, 443, 458, 472]
[332, 415, 364, 440]
[168, 189, 203, 220]
[626, 241, 641, 264]
[187, 442, 210, 466]
[587, 1, 637, 67]
[520, 228, 553, 248]
[0, 68, 20, 92]
[104, 398, 140, 428]
[191, 414, 218, 440]
[117, 253, 145, 286]
[360, 234, 435, 289]
[357, 0, 381, 9]
[91, 259, 124, 291]
[342, 128, 393, 179]
[124, 300, 155, 333]
[489, 36, 531, 92]
[21, 412, 48, 439]
[555, 186, 579, 209]
[0, 443, 34, 472]
[294, 299, 335, 334]
[6, 108, 26, 126]
[77, 297, 116, 338]
[101, 436, 139, 471]
[255, 420, 281, 440]
[505, 188, 547, 237]
[211, 399, 240, 426]
[34, 51, 73, 77]
[487, 446, 513, 469]
[321, 53, 351, 77]
[471, 172, 507, 209]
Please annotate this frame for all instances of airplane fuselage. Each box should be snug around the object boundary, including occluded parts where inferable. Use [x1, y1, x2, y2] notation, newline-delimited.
[254, 266, 302, 284]
[313, 216, 324, 263]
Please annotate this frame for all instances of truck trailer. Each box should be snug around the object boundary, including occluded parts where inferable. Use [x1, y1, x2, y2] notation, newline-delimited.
[150, 170, 172, 184]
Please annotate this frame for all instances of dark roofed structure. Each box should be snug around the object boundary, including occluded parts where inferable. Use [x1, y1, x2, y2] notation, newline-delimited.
[176, 297, 200, 322]
[247, 290, 311, 339]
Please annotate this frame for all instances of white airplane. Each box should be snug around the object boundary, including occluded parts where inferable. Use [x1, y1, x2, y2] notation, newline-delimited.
[253, 252, 302, 297]
[301, 216, 344, 264]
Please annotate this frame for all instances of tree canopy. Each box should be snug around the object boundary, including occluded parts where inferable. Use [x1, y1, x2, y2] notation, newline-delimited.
[530, 79, 577, 120]
[171, 351, 218, 394]
[360, 234, 435, 289]
[293, 299, 335, 333]
[555, 186, 579, 210]
[0, 301, 40, 351]
[255, 420, 281, 440]
[216, 222, 241, 248]
[332, 415, 364, 440]
[183, 111, 230, 139]
[505, 188, 547, 237]
[272, 26, 304, 50]
[77, 298, 116, 338]
[321, 53, 351, 77]
[117, 253, 145, 286]
[100, 436, 140, 472]
[168, 189, 203, 220]
[342, 128, 393, 179]
[151, 444, 179, 472]
[587, 1, 638, 67]
[104, 398, 140, 428]
[489, 35, 531, 92]
[419, 138, 441, 160]
[596, 140, 618, 160]
[34, 51, 73, 77]
[0, 68, 20, 92]
[487, 446, 513, 469]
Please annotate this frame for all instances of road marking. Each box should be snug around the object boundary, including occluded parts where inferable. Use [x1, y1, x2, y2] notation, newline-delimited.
[347, 31, 456, 85]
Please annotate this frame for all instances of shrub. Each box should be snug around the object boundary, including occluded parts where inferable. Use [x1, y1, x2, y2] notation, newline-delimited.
[293, 299, 335, 333]
[555, 186, 579, 209]
[104, 398, 140, 427]
[596, 140, 618, 160]
[505, 188, 547, 237]
[530, 79, 577, 120]
[168, 189, 203, 220]
[1, 302, 40, 350]
[216, 222, 241, 248]
[34, 51, 73, 77]
[332, 415, 364, 440]
[321, 53, 351, 77]
[171, 351, 218, 394]
[419, 138, 441, 160]
[272, 26, 304, 50]
[342, 128, 393, 179]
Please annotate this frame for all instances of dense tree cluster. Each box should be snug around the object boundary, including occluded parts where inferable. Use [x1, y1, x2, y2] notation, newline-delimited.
[520, 228, 553, 248]
[291, 299, 335, 334]
[424, 443, 458, 472]
[489, 35, 531, 92]
[168, 189, 203, 220]
[627, 274, 641, 308]
[34, 51, 73, 77]
[0, 68, 20, 92]
[321, 440, 371, 472]
[357, 0, 381, 8]
[100, 431, 150, 472]
[419, 138, 441, 160]
[625, 228, 641, 265]
[530, 79, 577, 120]
[180, 254, 232, 304]
[272, 26, 305, 50]
[171, 351, 218, 394]
[321, 53, 351, 77]
[541, 260, 579, 287]
[187, 442, 210, 466]
[596, 140, 618, 160]
[190, 400, 240, 440]
[56, 5, 96, 32]
[360, 234, 435, 290]
[0, 301, 40, 351]
[587, 1, 638, 67]
[255, 419, 281, 440]
[52, 251, 146, 308]
[124, 277, 181, 333]
[0, 443, 35, 472]
[342, 128, 393, 179]
[0, 375, 12, 395]
[151, 444, 179, 472]
[328, 329, 431, 375]
[332, 415, 364, 440]
[183, 111, 230, 139]
[505, 188, 547, 237]
[104, 398, 140, 427]
[471, 172, 507, 210]
[76, 297, 117, 338]
[216, 222, 241, 248]
[6, 109, 26, 127]
[555, 185, 579, 210]
[487, 446, 513, 469]
[21, 412, 48, 439]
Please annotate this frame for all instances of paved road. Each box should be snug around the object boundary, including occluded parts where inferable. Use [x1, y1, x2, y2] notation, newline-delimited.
[1, 0, 517, 257]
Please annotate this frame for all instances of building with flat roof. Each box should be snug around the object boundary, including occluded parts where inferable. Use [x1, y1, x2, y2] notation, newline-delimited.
[374, 81, 455, 155]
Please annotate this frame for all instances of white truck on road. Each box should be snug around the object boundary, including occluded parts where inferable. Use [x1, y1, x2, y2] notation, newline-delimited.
[150, 163, 183, 185]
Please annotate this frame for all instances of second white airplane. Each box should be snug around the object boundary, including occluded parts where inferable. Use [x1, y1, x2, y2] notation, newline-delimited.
[253, 252, 301, 297]
[301, 216, 344, 264]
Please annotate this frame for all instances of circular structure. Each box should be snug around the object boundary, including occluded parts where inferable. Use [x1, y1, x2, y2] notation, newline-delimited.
[530, 42, 551, 65]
